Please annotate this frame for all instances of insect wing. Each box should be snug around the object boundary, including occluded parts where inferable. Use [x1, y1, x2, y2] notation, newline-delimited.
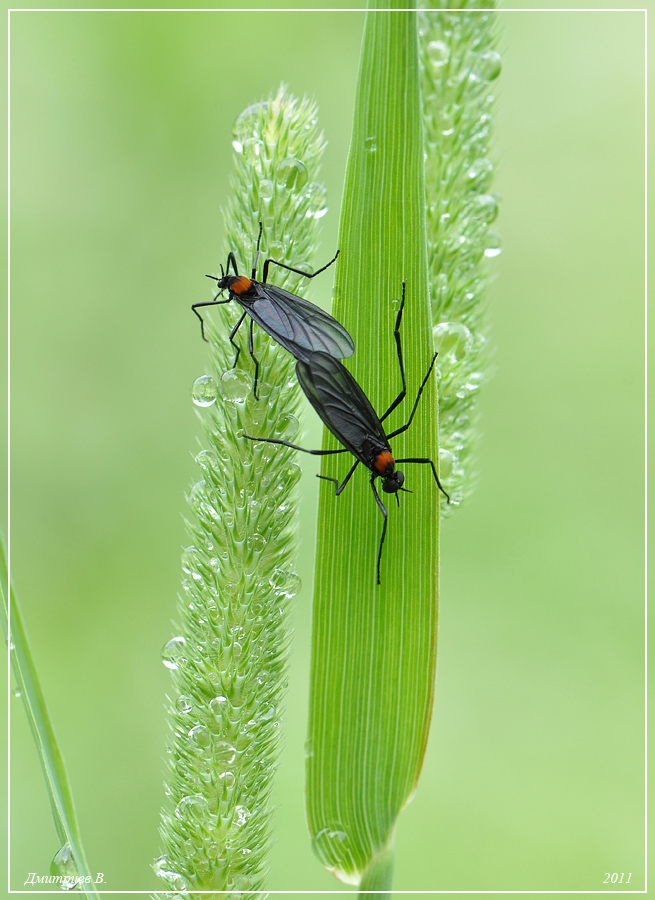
[246, 283, 354, 361]
[296, 353, 387, 463]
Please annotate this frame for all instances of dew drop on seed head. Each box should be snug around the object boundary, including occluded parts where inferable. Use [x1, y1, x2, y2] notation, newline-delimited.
[259, 179, 274, 200]
[234, 805, 251, 827]
[426, 40, 449, 68]
[218, 770, 235, 788]
[472, 193, 498, 223]
[275, 157, 308, 190]
[455, 372, 484, 399]
[243, 137, 264, 169]
[433, 322, 474, 362]
[438, 448, 456, 479]
[220, 369, 250, 403]
[215, 740, 237, 766]
[175, 793, 211, 823]
[275, 413, 299, 440]
[195, 448, 218, 471]
[222, 581, 239, 599]
[232, 102, 267, 147]
[191, 374, 217, 407]
[484, 231, 502, 258]
[466, 157, 494, 190]
[270, 568, 301, 597]
[210, 695, 228, 716]
[176, 694, 194, 714]
[162, 636, 187, 670]
[269, 240, 285, 258]
[284, 572, 302, 597]
[248, 533, 266, 553]
[477, 49, 502, 82]
[305, 182, 328, 219]
[188, 724, 212, 751]
[259, 704, 276, 723]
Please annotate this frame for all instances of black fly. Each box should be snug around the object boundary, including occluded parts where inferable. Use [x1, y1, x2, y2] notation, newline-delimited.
[243, 282, 450, 584]
[192, 223, 354, 399]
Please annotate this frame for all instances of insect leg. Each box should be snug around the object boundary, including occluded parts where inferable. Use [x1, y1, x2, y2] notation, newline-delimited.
[248, 318, 260, 400]
[380, 281, 408, 423]
[226, 252, 240, 277]
[317, 459, 360, 495]
[261, 249, 340, 285]
[394, 457, 450, 503]
[369, 477, 389, 585]
[251, 222, 263, 279]
[191, 298, 232, 342]
[242, 433, 348, 455]
[386, 352, 438, 439]
[228, 311, 248, 368]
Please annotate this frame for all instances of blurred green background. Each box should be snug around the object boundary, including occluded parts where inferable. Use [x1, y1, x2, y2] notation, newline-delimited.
[6, 3, 645, 894]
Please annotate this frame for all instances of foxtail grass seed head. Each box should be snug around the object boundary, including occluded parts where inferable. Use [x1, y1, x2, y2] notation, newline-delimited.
[420, 4, 500, 511]
[157, 86, 329, 895]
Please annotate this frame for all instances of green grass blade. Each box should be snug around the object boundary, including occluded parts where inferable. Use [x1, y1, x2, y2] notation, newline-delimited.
[1, 536, 99, 897]
[306, 7, 440, 888]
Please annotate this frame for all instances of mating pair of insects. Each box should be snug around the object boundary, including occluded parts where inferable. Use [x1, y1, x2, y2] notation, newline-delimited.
[192, 225, 450, 585]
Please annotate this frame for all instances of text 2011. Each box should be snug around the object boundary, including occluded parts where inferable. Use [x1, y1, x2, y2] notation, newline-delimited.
[603, 873, 631, 884]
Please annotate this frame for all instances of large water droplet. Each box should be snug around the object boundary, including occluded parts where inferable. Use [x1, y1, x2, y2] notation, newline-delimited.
[466, 157, 494, 190]
[269, 569, 301, 597]
[477, 49, 502, 82]
[438, 448, 457, 479]
[51, 844, 80, 890]
[175, 793, 211, 824]
[243, 137, 264, 169]
[234, 805, 250, 827]
[433, 322, 474, 361]
[195, 448, 218, 471]
[274, 412, 299, 440]
[218, 770, 235, 788]
[176, 694, 194, 714]
[191, 374, 217, 407]
[484, 231, 502, 258]
[232, 102, 267, 150]
[220, 369, 250, 402]
[248, 533, 266, 554]
[259, 179, 274, 200]
[455, 372, 485, 399]
[314, 824, 349, 866]
[258, 704, 276, 723]
[364, 136, 377, 153]
[209, 695, 228, 717]
[162, 636, 187, 670]
[472, 193, 498, 223]
[188, 724, 212, 751]
[181, 547, 203, 581]
[305, 182, 328, 219]
[275, 157, 308, 190]
[215, 741, 237, 767]
[426, 40, 449, 68]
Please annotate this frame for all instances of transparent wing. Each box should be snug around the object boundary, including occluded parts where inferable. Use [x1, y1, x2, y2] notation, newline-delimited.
[296, 353, 387, 464]
[246, 284, 354, 361]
